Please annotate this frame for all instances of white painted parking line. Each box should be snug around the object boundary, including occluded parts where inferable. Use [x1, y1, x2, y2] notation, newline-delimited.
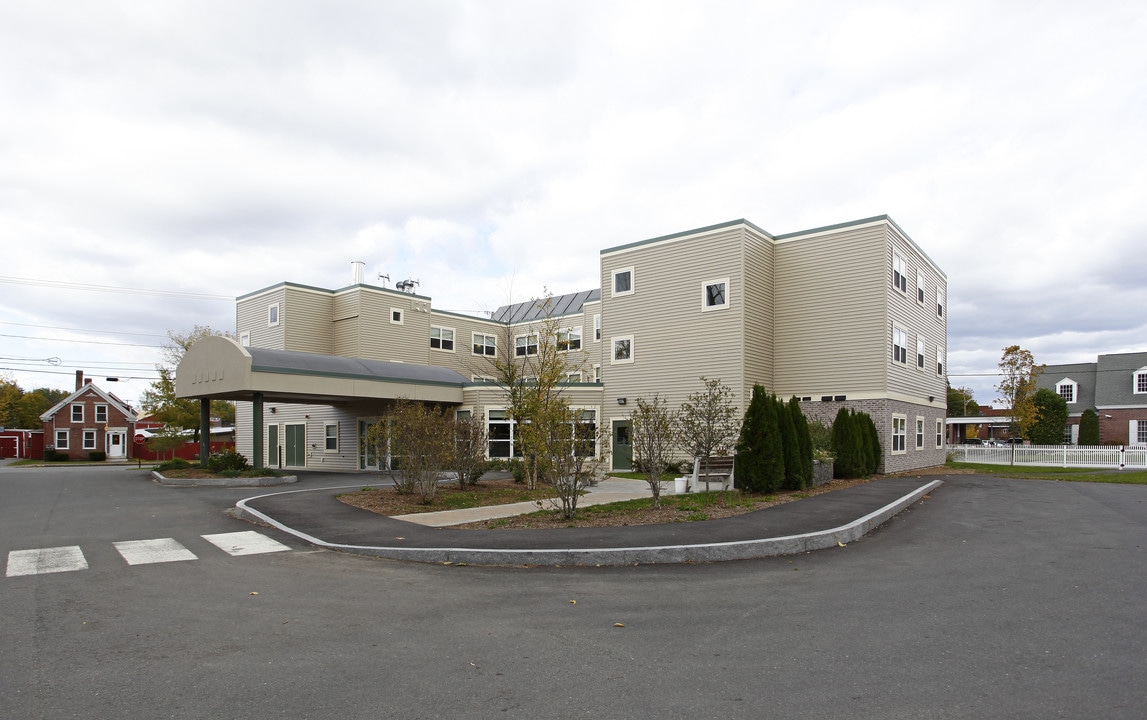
[113, 538, 198, 566]
[6, 546, 89, 577]
[201, 531, 290, 556]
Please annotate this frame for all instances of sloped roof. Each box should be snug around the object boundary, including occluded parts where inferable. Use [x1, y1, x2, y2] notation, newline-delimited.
[490, 289, 600, 325]
[246, 347, 467, 387]
[40, 382, 137, 422]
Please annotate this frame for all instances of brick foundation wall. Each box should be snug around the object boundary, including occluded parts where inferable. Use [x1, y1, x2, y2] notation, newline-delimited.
[801, 398, 947, 474]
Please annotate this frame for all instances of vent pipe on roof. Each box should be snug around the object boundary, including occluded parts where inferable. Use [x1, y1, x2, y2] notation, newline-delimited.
[351, 261, 365, 285]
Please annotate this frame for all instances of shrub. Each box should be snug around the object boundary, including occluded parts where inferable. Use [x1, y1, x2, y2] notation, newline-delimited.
[1028, 388, 1069, 445]
[1078, 409, 1100, 446]
[156, 457, 192, 472]
[44, 449, 68, 462]
[88, 451, 107, 462]
[206, 450, 251, 473]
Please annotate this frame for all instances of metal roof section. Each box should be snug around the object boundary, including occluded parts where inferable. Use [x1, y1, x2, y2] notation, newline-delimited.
[246, 347, 467, 387]
[490, 289, 601, 324]
[1096, 352, 1147, 407]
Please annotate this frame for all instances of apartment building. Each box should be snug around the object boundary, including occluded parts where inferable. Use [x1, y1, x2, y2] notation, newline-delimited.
[177, 215, 948, 474]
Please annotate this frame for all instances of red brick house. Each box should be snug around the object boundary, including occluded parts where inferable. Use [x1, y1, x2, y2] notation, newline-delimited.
[40, 372, 138, 460]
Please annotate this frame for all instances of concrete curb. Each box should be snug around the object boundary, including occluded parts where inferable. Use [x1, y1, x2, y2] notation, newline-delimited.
[153, 471, 298, 487]
[235, 479, 943, 566]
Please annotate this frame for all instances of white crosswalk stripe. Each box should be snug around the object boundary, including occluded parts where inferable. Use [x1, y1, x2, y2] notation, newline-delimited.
[6, 546, 88, 577]
[5, 531, 293, 576]
[201, 531, 291, 556]
[114, 538, 197, 565]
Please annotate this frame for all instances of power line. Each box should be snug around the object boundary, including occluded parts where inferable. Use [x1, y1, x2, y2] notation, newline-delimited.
[0, 367, 160, 381]
[0, 276, 232, 300]
[0, 321, 169, 339]
[0, 333, 165, 349]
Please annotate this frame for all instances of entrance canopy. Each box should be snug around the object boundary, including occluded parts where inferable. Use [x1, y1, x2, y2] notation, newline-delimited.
[176, 336, 467, 405]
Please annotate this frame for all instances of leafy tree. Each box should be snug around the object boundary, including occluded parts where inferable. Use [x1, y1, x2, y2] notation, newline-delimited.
[14, 387, 70, 428]
[996, 345, 1044, 439]
[0, 377, 21, 427]
[370, 400, 453, 503]
[629, 394, 680, 508]
[677, 377, 739, 491]
[451, 414, 488, 488]
[1078, 408, 1100, 446]
[143, 326, 237, 439]
[947, 384, 981, 417]
[1028, 388, 1069, 445]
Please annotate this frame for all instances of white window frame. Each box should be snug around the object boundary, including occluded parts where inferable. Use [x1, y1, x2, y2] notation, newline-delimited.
[936, 419, 944, 448]
[916, 270, 926, 305]
[611, 335, 634, 365]
[701, 277, 730, 312]
[916, 335, 926, 370]
[268, 303, 280, 327]
[55, 429, 69, 450]
[430, 326, 455, 352]
[324, 423, 339, 452]
[916, 417, 925, 449]
[1134, 368, 1147, 394]
[390, 308, 404, 325]
[71, 403, 84, 423]
[95, 404, 108, 424]
[1136, 420, 1147, 445]
[593, 314, 601, 342]
[487, 408, 518, 459]
[892, 415, 907, 454]
[612, 267, 634, 297]
[893, 326, 907, 365]
[470, 375, 497, 383]
[936, 288, 945, 320]
[515, 333, 539, 357]
[83, 429, 97, 450]
[892, 252, 907, 294]
[566, 371, 582, 383]
[936, 346, 945, 377]
[1056, 378, 1078, 404]
[240, 331, 250, 347]
[472, 333, 496, 357]
[593, 364, 601, 383]
[558, 326, 582, 352]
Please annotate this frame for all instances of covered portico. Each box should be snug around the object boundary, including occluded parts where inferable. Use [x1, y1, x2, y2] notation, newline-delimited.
[176, 336, 467, 467]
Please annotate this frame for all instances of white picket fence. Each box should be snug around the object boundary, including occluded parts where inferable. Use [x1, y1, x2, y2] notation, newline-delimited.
[951, 444, 1147, 469]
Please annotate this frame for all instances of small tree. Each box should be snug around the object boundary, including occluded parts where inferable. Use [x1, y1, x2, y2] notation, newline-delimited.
[1028, 388, 1069, 445]
[451, 414, 488, 488]
[678, 377, 739, 491]
[778, 395, 803, 490]
[735, 386, 785, 493]
[370, 400, 453, 503]
[789, 397, 814, 487]
[629, 395, 680, 508]
[997, 345, 1044, 439]
[1079, 408, 1100, 446]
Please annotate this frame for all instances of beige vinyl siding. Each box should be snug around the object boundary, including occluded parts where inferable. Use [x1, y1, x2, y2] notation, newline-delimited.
[886, 225, 947, 403]
[774, 223, 888, 398]
[236, 287, 287, 349]
[353, 291, 432, 364]
[282, 286, 334, 354]
[741, 227, 775, 407]
[600, 225, 749, 428]
[332, 290, 362, 357]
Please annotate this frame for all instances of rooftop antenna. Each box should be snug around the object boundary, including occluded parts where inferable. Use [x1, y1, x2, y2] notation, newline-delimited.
[378, 273, 390, 285]
[396, 278, 420, 293]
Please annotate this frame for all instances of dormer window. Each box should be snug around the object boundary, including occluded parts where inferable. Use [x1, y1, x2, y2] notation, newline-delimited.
[1056, 378, 1078, 404]
[1135, 367, 1147, 394]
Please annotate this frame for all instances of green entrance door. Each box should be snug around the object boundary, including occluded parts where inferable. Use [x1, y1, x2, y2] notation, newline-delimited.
[612, 419, 632, 471]
[267, 424, 279, 468]
[285, 423, 306, 467]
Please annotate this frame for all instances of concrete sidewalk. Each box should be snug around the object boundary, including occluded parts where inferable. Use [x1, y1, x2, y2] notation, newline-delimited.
[236, 474, 945, 566]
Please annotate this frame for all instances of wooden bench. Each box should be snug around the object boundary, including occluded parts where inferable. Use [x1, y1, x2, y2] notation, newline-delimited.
[692, 455, 735, 492]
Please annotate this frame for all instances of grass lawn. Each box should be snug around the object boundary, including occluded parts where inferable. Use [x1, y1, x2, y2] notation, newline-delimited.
[948, 461, 1147, 484]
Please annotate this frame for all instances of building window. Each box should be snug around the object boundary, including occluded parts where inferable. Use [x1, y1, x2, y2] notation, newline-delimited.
[558, 327, 582, 352]
[916, 418, 925, 449]
[701, 278, 730, 311]
[893, 327, 907, 364]
[324, 423, 338, 452]
[893, 252, 907, 293]
[456, 409, 472, 421]
[936, 419, 944, 448]
[612, 336, 633, 364]
[95, 404, 108, 423]
[566, 372, 582, 383]
[240, 331, 250, 347]
[515, 333, 538, 357]
[936, 289, 944, 319]
[430, 326, 455, 352]
[390, 308, 403, 325]
[573, 408, 598, 458]
[71, 404, 84, 423]
[1135, 368, 1147, 394]
[1057, 379, 1077, 404]
[936, 346, 945, 376]
[1137, 420, 1147, 445]
[1063, 424, 1074, 444]
[268, 303, 280, 327]
[892, 415, 907, 454]
[472, 333, 496, 357]
[593, 364, 601, 383]
[917, 335, 926, 370]
[487, 409, 517, 458]
[613, 267, 634, 297]
[917, 271, 926, 305]
[594, 314, 601, 342]
[55, 429, 69, 449]
[470, 375, 496, 383]
[83, 430, 97, 450]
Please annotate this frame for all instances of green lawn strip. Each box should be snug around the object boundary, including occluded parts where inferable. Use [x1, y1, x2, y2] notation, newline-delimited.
[528, 490, 767, 520]
[947, 462, 1147, 484]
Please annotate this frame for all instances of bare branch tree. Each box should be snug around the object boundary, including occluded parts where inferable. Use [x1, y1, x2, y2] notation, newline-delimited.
[630, 394, 681, 508]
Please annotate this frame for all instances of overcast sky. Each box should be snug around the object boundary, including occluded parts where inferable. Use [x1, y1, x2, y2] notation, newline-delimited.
[1, 1, 1144, 411]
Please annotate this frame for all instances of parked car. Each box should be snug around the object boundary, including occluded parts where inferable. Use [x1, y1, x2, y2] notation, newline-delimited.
[1002, 438, 1025, 445]
[961, 438, 984, 445]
